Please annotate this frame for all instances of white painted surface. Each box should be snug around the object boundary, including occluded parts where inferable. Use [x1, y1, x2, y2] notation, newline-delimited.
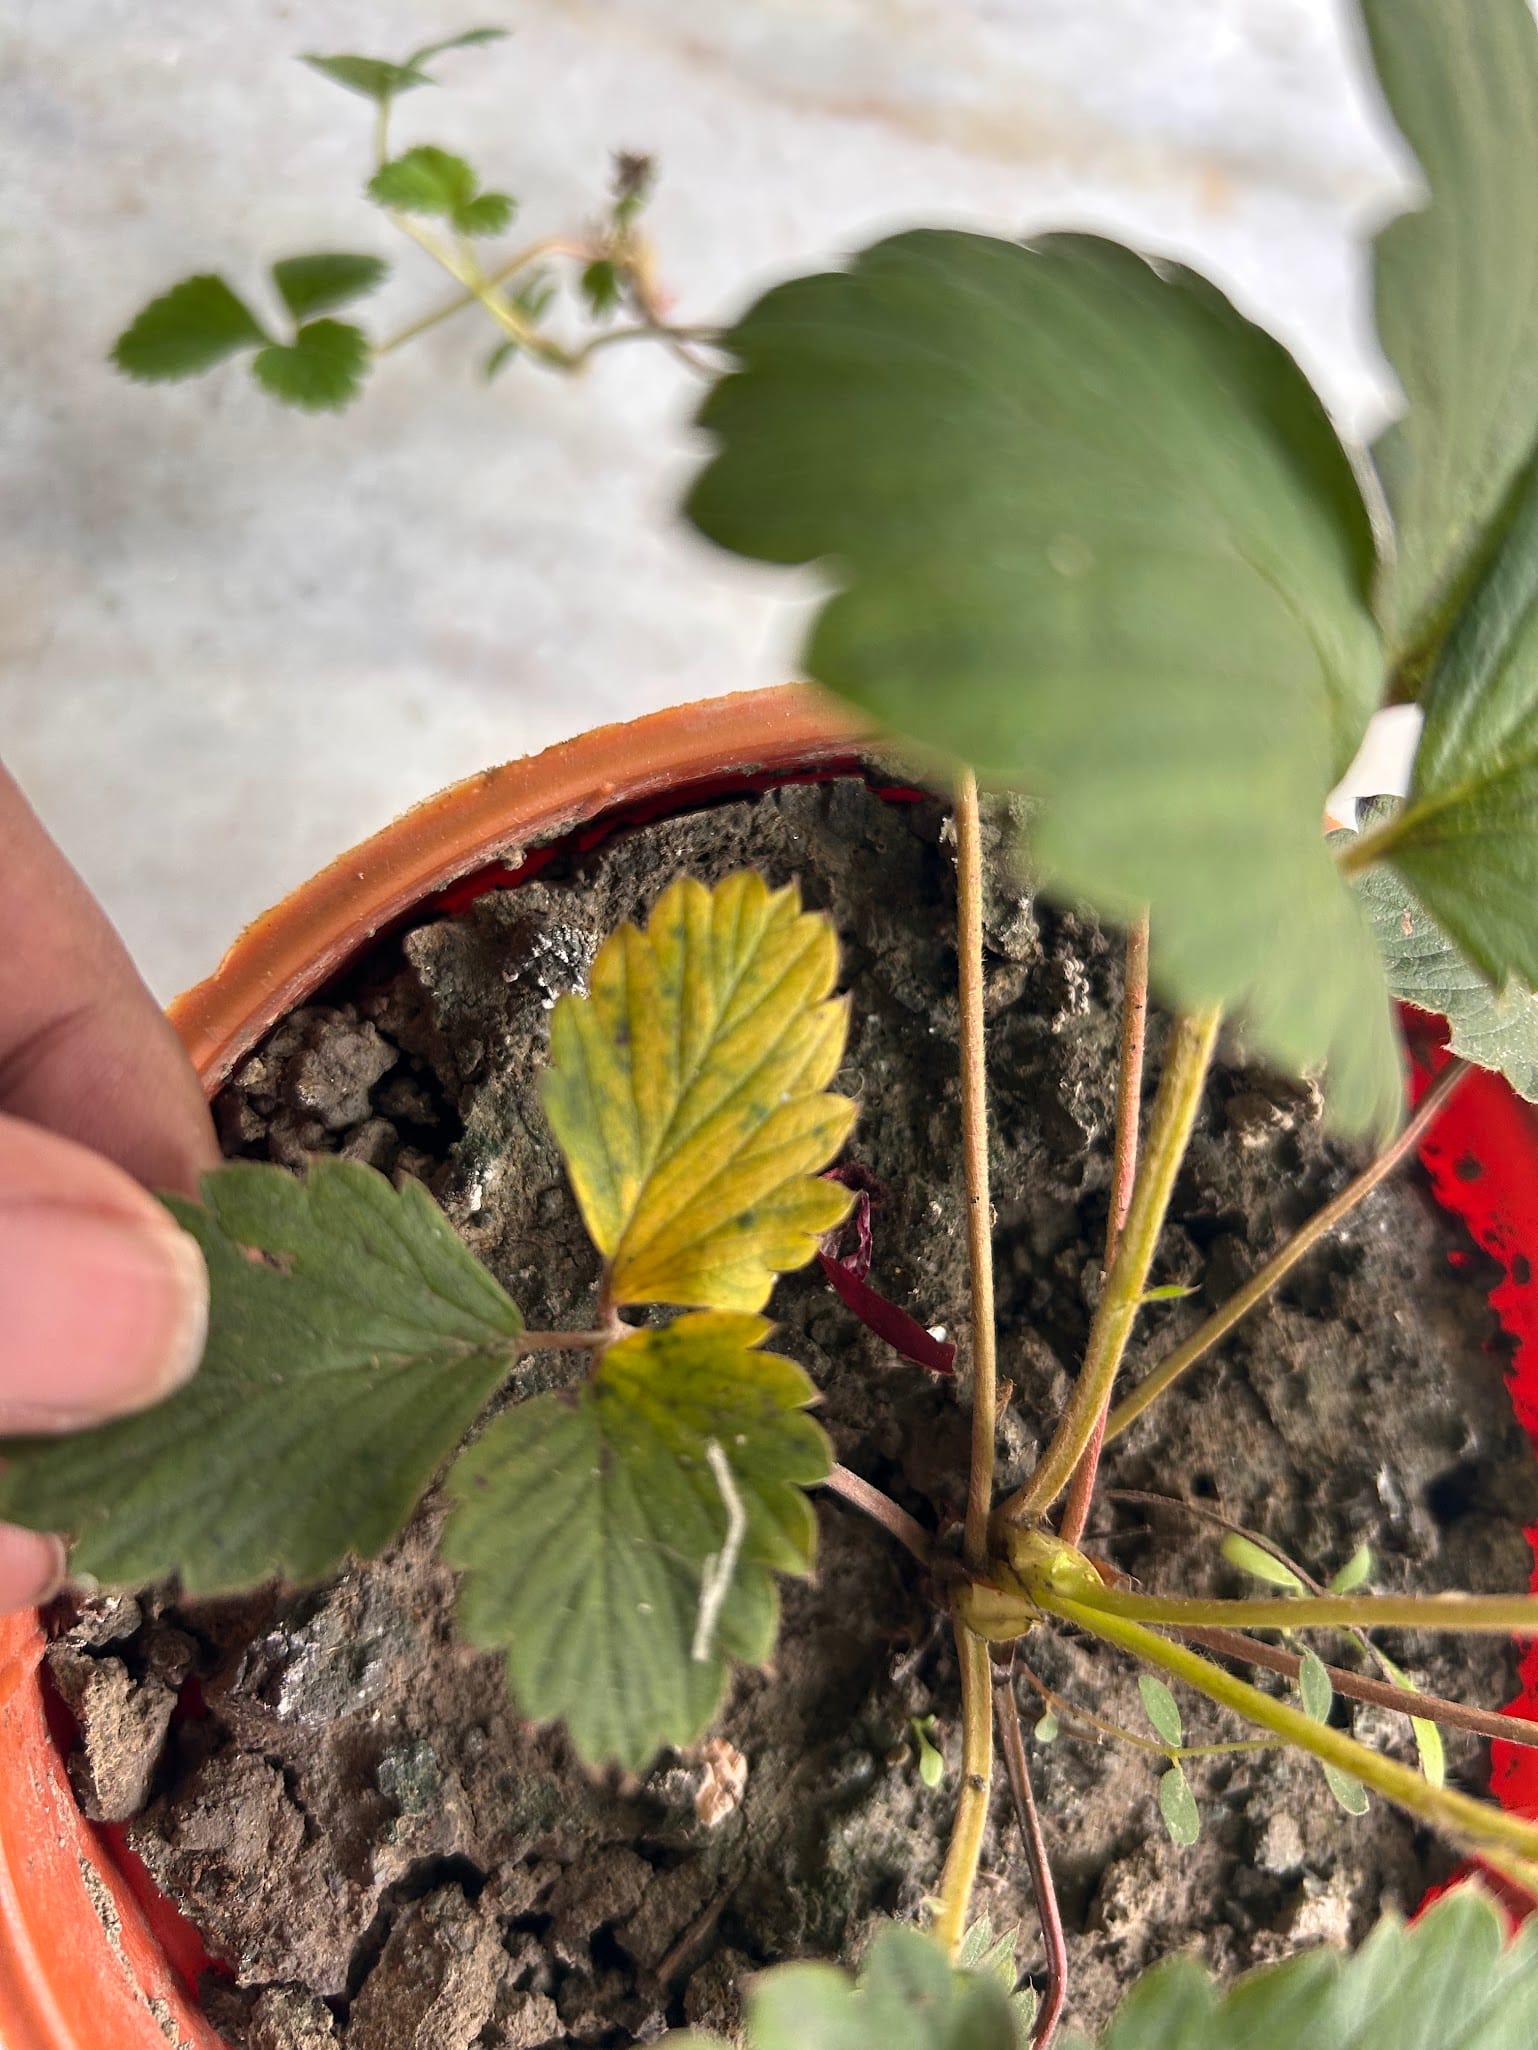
[1, 1, 1412, 996]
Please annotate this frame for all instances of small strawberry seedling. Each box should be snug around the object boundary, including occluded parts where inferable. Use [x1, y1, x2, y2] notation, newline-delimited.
[24, 2, 1538, 2042]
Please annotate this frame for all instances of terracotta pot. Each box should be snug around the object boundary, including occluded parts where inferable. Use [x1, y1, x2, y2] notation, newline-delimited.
[1, 682, 1535, 2046]
[0, 686, 870, 2050]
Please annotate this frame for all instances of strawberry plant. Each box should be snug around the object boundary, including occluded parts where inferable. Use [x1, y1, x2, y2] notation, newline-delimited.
[22, 1, 1538, 2042]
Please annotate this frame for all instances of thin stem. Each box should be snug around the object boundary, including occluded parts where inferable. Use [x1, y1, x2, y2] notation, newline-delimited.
[822, 1464, 933, 1565]
[1105, 1058, 1469, 1444]
[1043, 1590, 1538, 1886]
[1051, 1584, 1538, 1636]
[1013, 1655, 1277, 1761]
[994, 1674, 1068, 2050]
[933, 1623, 994, 1958]
[375, 234, 608, 355]
[956, 771, 999, 1576]
[516, 1328, 612, 1352]
[1059, 914, 1149, 1547]
[1000, 1007, 1221, 1528]
[1170, 1624, 1538, 1752]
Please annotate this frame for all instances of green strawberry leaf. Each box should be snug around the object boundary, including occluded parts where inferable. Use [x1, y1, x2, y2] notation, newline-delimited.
[0, 1160, 523, 1594]
[1059, 1887, 1537, 2047]
[271, 252, 388, 322]
[111, 275, 269, 382]
[443, 1312, 829, 1771]
[251, 319, 370, 411]
[1360, 0, 1538, 673]
[301, 53, 433, 102]
[367, 146, 515, 237]
[542, 872, 854, 1313]
[1336, 799, 1538, 1100]
[685, 229, 1400, 1136]
[672, 1922, 1022, 2050]
[1356, 468, 1538, 1008]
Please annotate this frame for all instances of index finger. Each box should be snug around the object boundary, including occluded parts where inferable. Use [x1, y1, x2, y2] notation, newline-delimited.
[0, 763, 217, 1196]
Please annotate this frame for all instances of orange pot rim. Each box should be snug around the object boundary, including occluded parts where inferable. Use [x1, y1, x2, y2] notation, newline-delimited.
[0, 683, 867, 2050]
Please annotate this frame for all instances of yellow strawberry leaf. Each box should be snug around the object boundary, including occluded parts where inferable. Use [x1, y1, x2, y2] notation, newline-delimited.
[542, 871, 856, 1310]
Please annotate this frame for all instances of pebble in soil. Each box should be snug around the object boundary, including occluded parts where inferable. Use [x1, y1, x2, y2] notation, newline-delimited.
[44, 777, 1538, 2046]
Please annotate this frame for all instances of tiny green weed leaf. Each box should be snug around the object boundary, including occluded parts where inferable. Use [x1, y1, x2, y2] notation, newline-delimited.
[111, 274, 268, 382]
[1059, 1885, 1538, 2049]
[1365, 472, 1538, 1004]
[582, 258, 622, 317]
[542, 872, 855, 1312]
[1034, 1708, 1060, 1744]
[272, 253, 388, 322]
[251, 320, 370, 411]
[301, 53, 432, 101]
[1138, 1674, 1183, 1749]
[1329, 1541, 1374, 1594]
[1323, 1762, 1371, 1816]
[673, 1922, 1021, 2050]
[367, 146, 515, 237]
[1299, 1646, 1334, 1723]
[1157, 1764, 1200, 1846]
[1221, 1532, 1304, 1592]
[911, 1716, 944, 1788]
[1379, 1652, 1448, 1789]
[404, 27, 510, 69]
[686, 229, 1400, 1136]
[443, 1312, 829, 1771]
[0, 1160, 522, 1594]
[1337, 800, 1538, 1100]
[1360, 0, 1538, 669]
[1139, 1282, 1196, 1304]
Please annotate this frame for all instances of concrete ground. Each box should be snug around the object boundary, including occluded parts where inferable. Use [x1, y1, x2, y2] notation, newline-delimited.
[2, 1, 1412, 998]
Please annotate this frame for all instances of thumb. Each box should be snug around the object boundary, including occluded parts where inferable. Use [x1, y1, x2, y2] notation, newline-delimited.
[0, 1112, 208, 1434]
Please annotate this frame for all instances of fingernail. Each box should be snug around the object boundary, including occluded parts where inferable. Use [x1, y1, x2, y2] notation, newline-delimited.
[0, 1206, 209, 1426]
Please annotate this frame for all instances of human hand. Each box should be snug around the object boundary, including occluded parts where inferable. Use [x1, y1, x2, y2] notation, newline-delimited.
[0, 763, 217, 1613]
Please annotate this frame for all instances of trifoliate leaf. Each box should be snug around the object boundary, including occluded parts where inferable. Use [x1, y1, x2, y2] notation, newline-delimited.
[673, 1922, 1021, 2050]
[367, 146, 515, 236]
[542, 872, 855, 1312]
[1329, 1542, 1374, 1595]
[251, 319, 370, 411]
[686, 229, 1401, 1137]
[1138, 1674, 1183, 1749]
[111, 274, 268, 382]
[1323, 1762, 1371, 1816]
[271, 252, 388, 322]
[0, 1160, 523, 1594]
[301, 53, 432, 101]
[1221, 1532, 1304, 1592]
[1059, 1885, 1538, 2049]
[1379, 1651, 1448, 1789]
[1360, 0, 1538, 672]
[443, 1312, 829, 1770]
[1361, 469, 1538, 1007]
[1157, 1764, 1201, 1846]
[404, 27, 510, 69]
[1337, 800, 1538, 1100]
[1299, 1647, 1334, 1723]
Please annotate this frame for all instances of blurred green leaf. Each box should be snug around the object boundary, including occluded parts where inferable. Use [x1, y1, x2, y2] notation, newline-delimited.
[251, 319, 370, 411]
[1158, 1764, 1200, 1846]
[1328, 1542, 1374, 1595]
[1299, 1647, 1334, 1723]
[272, 252, 387, 322]
[686, 229, 1399, 1136]
[1138, 1674, 1183, 1749]
[368, 145, 515, 237]
[111, 275, 268, 382]
[1221, 1533, 1304, 1592]
[301, 53, 432, 101]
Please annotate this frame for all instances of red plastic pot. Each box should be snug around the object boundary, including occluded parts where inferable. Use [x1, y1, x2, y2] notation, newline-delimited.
[1, 684, 1535, 2045]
